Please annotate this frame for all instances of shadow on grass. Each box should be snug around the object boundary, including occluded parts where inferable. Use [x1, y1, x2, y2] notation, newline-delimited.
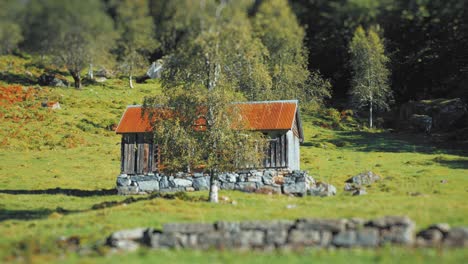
[0, 188, 117, 197]
[433, 157, 468, 169]
[0, 191, 202, 222]
[307, 130, 468, 157]
[0, 72, 37, 86]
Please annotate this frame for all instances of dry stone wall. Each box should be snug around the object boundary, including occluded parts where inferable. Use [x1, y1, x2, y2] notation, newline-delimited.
[116, 170, 336, 197]
[106, 217, 468, 252]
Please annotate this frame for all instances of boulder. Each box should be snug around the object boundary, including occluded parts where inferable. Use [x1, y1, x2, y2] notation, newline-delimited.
[308, 182, 336, 197]
[235, 182, 257, 192]
[107, 228, 147, 248]
[295, 218, 347, 233]
[346, 171, 381, 186]
[193, 176, 209, 190]
[159, 176, 169, 189]
[137, 180, 159, 192]
[444, 227, 468, 247]
[399, 98, 467, 131]
[38, 73, 69, 87]
[333, 230, 356, 247]
[173, 178, 192, 188]
[410, 114, 432, 133]
[282, 182, 307, 196]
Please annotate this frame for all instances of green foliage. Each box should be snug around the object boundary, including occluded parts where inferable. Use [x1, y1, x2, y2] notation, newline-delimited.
[0, 1, 23, 54]
[349, 26, 392, 128]
[21, 0, 116, 88]
[252, 0, 309, 100]
[111, 0, 157, 88]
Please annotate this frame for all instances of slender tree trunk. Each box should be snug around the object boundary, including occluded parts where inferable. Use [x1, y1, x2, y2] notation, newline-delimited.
[208, 169, 218, 203]
[70, 70, 82, 89]
[129, 74, 134, 89]
[88, 63, 93, 79]
[369, 100, 373, 128]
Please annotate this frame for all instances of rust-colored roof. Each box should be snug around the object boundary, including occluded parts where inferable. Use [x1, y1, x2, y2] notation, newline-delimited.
[235, 101, 297, 131]
[115, 106, 154, 133]
[116, 100, 300, 135]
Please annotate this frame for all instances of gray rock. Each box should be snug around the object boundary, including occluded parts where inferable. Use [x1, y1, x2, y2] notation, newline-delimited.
[235, 182, 257, 192]
[308, 182, 337, 197]
[197, 231, 233, 249]
[107, 228, 147, 247]
[247, 175, 262, 182]
[283, 182, 307, 195]
[444, 227, 468, 247]
[173, 178, 192, 187]
[117, 185, 139, 195]
[381, 226, 414, 245]
[346, 218, 365, 230]
[163, 223, 215, 234]
[221, 182, 235, 190]
[227, 173, 237, 183]
[234, 231, 265, 248]
[346, 171, 381, 186]
[353, 189, 367, 196]
[215, 221, 240, 232]
[410, 114, 432, 133]
[417, 228, 444, 246]
[333, 230, 356, 247]
[159, 176, 169, 189]
[255, 185, 282, 194]
[111, 240, 140, 251]
[168, 176, 176, 187]
[137, 180, 159, 192]
[262, 174, 274, 185]
[240, 220, 294, 231]
[265, 229, 288, 246]
[295, 219, 347, 233]
[428, 223, 450, 234]
[288, 229, 321, 246]
[366, 216, 414, 229]
[193, 176, 209, 190]
[116, 177, 131, 187]
[356, 228, 379, 247]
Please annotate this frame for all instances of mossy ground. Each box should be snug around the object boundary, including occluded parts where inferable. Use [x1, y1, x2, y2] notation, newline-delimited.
[0, 56, 467, 263]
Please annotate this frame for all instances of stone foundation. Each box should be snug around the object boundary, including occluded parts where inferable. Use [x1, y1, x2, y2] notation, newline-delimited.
[116, 170, 336, 197]
[106, 216, 468, 251]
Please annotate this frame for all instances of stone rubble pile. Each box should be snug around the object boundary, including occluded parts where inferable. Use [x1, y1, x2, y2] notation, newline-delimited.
[117, 170, 336, 197]
[106, 217, 468, 252]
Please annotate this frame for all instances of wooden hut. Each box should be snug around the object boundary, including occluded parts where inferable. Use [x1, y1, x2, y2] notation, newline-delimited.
[115, 100, 303, 175]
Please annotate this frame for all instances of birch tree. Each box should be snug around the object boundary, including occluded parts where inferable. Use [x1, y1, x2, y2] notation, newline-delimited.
[145, 0, 267, 203]
[349, 26, 392, 128]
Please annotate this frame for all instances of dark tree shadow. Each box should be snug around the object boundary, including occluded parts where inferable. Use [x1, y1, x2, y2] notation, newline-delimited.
[433, 157, 468, 169]
[0, 188, 117, 197]
[0, 190, 199, 222]
[0, 72, 37, 86]
[308, 130, 468, 157]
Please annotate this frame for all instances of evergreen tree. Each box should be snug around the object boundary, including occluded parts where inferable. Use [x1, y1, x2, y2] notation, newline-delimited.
[349, 26, 392, 128]
[112, 0, 157, 88]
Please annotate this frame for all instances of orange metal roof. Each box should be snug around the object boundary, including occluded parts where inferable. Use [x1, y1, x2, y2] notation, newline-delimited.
[235, 101, 297, 131]
[115, 106, 154, 133]
[116, 100, 299, 134]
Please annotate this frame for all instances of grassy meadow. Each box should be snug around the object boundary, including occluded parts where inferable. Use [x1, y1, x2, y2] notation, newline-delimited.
[0, 56, 467, 263]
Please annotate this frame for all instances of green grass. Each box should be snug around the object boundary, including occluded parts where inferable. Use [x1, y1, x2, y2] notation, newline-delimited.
[0, 55, 467, 263]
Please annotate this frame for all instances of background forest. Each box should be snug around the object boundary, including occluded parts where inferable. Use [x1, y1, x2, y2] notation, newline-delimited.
[1, 0, 467, 106]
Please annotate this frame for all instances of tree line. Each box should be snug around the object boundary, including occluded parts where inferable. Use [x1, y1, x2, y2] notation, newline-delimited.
[1, 0, 467, 121]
